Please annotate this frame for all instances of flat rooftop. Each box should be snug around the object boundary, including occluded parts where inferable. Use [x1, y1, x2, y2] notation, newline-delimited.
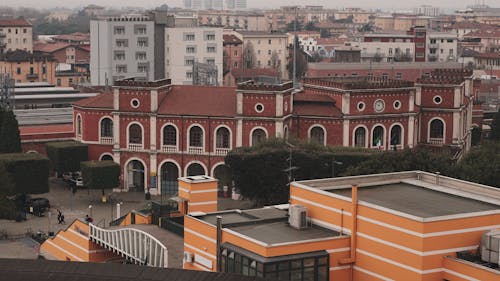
[196, 207, 340, 245]
[329, 183, 498, 218]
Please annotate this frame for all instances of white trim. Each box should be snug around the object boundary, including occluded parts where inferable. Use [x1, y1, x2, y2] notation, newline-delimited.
[185, 243, 217, 260]
[130, 98, 140, 108]
[283, 125, 289, 139]
[191, 261, 212, 271]
[98, 116, 114, 140]
[56, 234, 91, 254]
[327, 247, 350, 253]
[370, 123, 386, 149]
[443, 269, 481, 281]
[433, 95, 443, 105]
[330, 265, 351, 271]
[352, 125, 369, 148]
[124, 157, 147, 192]
[160, 122, 179, 150]
[308, 124, 327, 146]
[309, 217, 350, 234]
[423, 224, 500, 238]
[249, 126, 268, 146]
[210, 162, 226, 178]
[374, 99, 385, 113]
[254, 102, 264, 113]
[290, 195, 352, 216]
[388, 122, 404, 147]
[185, 160, 208, 176]
[357, 249, 445, 275]
[191, 189, 218, 194]
[427, 117, 446, 144]
[213, 125, 232, 151]
[357, 101, 365, 112]
[353, 265, 394, 281]
[187, 123, 205, 152]
[393, 100, 402, 110]
[75, 113, 82, 139]
[126, 121, 144, 149]
[189, 201, 218, 206]
[357, 215, 422, 237]
[99, 153, 114, 161]
[223, 228, 268, 247]
[184, 227, 216, 243]
[43, 239, 84, 262]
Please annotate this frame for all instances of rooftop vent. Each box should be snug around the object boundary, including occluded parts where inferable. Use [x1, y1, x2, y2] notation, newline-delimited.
[288, 205, 307, 230]
[480, 229, 500, 265]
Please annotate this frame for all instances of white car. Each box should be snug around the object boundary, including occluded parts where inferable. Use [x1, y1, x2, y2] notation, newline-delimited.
[76, 177, 84, 187]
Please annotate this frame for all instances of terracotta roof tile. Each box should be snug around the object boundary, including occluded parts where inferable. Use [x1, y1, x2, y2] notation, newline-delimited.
[293, 103, 342, 117]
[293, 92, 335, 103]
[34, 42, 70, 53]
[230, 68, 279, 79]
[223, 34, 243, 45]
[19, 124, 73, 135]
[73, 93, 113, 109]
[0, 19, 31, 27]
[158, 85, 236, 117]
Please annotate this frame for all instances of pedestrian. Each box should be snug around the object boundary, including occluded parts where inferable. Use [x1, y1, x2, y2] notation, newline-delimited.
[57, 209, 62, 224]
[60, 214, 65, 224]
[85, 215, 93, 223]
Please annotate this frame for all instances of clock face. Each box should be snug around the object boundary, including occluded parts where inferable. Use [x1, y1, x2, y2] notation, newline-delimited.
[374, 100, 385, 112]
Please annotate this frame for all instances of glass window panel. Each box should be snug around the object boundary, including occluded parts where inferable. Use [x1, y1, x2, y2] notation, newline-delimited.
[317, 265, 328, 281]
[303, 258, 314, 267]
[303, 267, 314, 281]
[291, 260, 302, 269]
[317, 257, 327, 266]
[290, 269, 302, 281]
[279, 270, 290, 280]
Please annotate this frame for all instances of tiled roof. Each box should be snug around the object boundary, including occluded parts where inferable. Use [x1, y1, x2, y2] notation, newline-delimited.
[19, 124, 73, 135]
[237, 31, 287, 37]
[73, 93, 114, 109]
[0, 19, 31, 27]
[158, 85, 236, 117]
[230, 68, 279, 79]
[464, 28, 500, 38]
[475, 52, 500, 59]
[223, 34, 243, 45]
[34, 42, 70, 53]
[293, 103, 342, 118]
[293, 92, 335, 103]
[445, 22, 494, 30]
[316, 37, 347, 46]
[0, 49, 55, 62]
[52, 32, 90, 42]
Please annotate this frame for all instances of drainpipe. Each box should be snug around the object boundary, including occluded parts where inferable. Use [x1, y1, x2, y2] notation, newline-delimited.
[340, 184, 358, 265]
[216, 215, 222, 272]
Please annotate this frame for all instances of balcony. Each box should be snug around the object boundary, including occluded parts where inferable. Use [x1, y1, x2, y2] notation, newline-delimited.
[214, 148, 230, 156]
[162, 145, 177, 153]
[188, 146, 204, 154]
[428, 138, 444, 145]
[100, 137, 113, 145]
[128, 143, 143, 151]
[428, 43, 439, 49]
[26, 73, 39, 79]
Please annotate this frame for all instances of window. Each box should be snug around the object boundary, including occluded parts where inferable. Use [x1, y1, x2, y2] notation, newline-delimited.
[184, 33, 195, 41]
[267, 50, 271, 55]
[76, 115, 82, 136]
[372, 125, 385, 148]
[416, 42, 425, 48]
[114, 26, 125, 34]
[382, 73, 388, 79]
[42, 66, 46, 74]
[234, 50, 238, 56]
[137, 63, 148, 73]
[116, 39, 128, 47]
[430, 119, 444, 139]
[29, 67, 34, 75]
[68, 78, 73, 84]
[393, 100, 402, 109]
[189, 126, 204, 147]
[416, 32, 425, 38]
[207, 46, 216, 53]
[309, 126, 325, 145]
[163, 125, 177, 146]
[251, 128, 267, 146]
[57, 78, 61, 86]
[186, 46, 196, 53]
[234, 61, 238, 68]
[449, 49, 453, 55]
[23, 28, 27, 33]
[205, 33, 216, 40]
[116, 65, 127, 73]
[16, 67, 21, 75]
[186, 72, 193, 79]
[447, 39, 453, 43]
[128, 124, 142, 144]
[136, 52, 146, 60]
[185, 58, 194, 66]
[100, 118, 113, 138]
[357, 102, 365, 111]
[23, 38, 26, 44]
[216, 127, 230, 149]
[137, 38, 148, 48]
[114, 51, 125, 60]
[433, 95, 442, 104]
[130, 98, 140, 108]
[206, 59, 215, 65]
[396, 73, 402, 80]
[388, 48, 393, 55]
[354, 127, 366, 147]
[390, 125, 402, 146]
[255, 103, 264, 113]
[134, 25, 147, 34]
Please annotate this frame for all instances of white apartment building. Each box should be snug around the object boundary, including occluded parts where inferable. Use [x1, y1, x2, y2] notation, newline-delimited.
[165, 27, 223, 85]
[427, 32, 458, 62]
[234, 31, 288, 78]
[90, 16, 156, 86]
[0, 19, 33, 52]
[226, 0, 247, 10]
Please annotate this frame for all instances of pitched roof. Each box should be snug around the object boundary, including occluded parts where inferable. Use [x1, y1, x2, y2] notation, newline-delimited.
[0, 50, 55, 62]
[223, 34, 243, 45]
[230, 68, 279, 79]
[52, 32, 90, 43]
[0, 19, 31, 27]
[237, 31, 287, 37]
[19, 124, 73, 135]
[34, 41, 71, 53]
[293, 103, 342, 118]
[158, 85, 236, 117]
[293, 91, 335, 103]
[316, 37, 347, 46]
[445, 22, 494, 30]
[72, 93, 114, 109]
[464, 28, 500, 38]
[475, 52, 500, 59]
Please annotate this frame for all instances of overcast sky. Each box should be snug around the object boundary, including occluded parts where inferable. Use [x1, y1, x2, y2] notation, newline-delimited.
[0, 0, 492, 10]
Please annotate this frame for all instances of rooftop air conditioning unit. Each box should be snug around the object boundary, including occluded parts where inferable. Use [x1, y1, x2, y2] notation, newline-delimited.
[288, 205, 307, 230]
[183, 251, 193, 263]
[480, 229, 500, 265]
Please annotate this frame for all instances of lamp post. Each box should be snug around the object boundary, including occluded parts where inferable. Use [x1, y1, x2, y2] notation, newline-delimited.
[283, 141, 299, 185]
[88, 205, 93, 218]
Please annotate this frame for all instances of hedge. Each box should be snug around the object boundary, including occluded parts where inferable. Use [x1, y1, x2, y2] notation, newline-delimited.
[0, 153, 49, 195]
[46, 141, 88, 174]
[81, 160, 120, 190]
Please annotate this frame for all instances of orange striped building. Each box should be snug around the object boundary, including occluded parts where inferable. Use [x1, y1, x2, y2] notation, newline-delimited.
[183, 171, 500, 281]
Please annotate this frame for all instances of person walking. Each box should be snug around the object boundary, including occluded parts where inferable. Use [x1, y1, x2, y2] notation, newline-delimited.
[57, 209, 62, 224]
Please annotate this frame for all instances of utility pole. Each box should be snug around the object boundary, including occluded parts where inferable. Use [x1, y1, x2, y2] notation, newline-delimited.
[292, 8, 298, 89]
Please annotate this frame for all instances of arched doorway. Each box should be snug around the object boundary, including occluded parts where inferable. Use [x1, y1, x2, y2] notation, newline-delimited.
[160, 162, 179, 195]
[213, 164, 231, 195]
[100, 154, 114, 161]
[186, 162, 206, 176]
[126, 160, 145, 192]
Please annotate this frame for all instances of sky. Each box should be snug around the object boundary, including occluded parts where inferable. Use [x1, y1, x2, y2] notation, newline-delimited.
[0, 0, 491, 10]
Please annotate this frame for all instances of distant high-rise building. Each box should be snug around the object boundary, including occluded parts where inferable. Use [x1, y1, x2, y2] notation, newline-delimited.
[413, 5, 440, 17]
[204, 0, 223, 10]
[225, 0, 246, 10]
[183, 0, 192, 9]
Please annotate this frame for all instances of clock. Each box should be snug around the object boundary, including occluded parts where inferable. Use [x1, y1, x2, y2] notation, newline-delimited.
[374, 100, 385, 112]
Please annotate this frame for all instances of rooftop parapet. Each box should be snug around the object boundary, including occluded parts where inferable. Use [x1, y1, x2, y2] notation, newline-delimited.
[113, 78, 172, 88]
[416, 69, 473, 85]
[237, 80, 294, 92]
[302, 76, 414, 90]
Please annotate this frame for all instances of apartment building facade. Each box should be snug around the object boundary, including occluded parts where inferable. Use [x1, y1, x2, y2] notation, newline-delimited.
[0, 19, 33, 52]
[90, 16, 156, 86]
[165, 27, 223, 85]
[0, 50, 57, 84]
[198, 10, 267, 31]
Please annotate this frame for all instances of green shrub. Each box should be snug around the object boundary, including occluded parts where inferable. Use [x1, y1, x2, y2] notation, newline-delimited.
[46, 141, 88, 174]
[81, 160, 120, 190]
[0, 153, 49, 195]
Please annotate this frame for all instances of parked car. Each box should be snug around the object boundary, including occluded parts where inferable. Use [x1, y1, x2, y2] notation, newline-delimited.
[76, 177, 84, 187]
[25, 197, 50, 217]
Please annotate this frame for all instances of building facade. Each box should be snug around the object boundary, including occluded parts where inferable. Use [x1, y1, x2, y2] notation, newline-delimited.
[0, 19, 33, 52]
[72, 69, 477, 194]
[0, 50, 57, 84]
[90, 16, 156, 86]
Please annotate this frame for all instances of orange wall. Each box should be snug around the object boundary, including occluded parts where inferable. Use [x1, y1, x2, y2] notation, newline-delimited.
[443, 257, 500, 281]
[179, 179, 218, 213]
[119, 211, 152, 226]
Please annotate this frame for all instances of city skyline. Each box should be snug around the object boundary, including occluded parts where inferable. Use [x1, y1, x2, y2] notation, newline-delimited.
[0, 0, 495, 10]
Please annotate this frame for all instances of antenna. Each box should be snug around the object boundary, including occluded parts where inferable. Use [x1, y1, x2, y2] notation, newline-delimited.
[292, 8, 297, 89]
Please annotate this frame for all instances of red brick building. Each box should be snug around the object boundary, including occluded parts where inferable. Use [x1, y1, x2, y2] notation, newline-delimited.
[53, 69, 477, 195]
[223, 34, 243, 74]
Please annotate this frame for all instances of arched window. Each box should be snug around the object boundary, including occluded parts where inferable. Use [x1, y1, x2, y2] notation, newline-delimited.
[163, 125, 177, 146]
[309, 126, 325, 145]
[100, 154, 113, 161]
[429, 119, 444, 143]
[372, 125, 385, 148]
[76, 115, 82, 136]
[187, 163, 206, 176]
[251, 128, 267, 146]
[390, 125, 402, 146]
[213, 164, 230, 192]
[215, 127, 230, 149]
[160, 162, 179, 195]
[189, 126, 204, 147]
[128, 124, 142, 144]
[354, 127, 366, 147]
[100, 118, 113, 138]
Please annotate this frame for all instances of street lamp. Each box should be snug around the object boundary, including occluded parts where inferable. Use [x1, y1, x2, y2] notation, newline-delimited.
[283, 141, 299, 185]
[88, 205, 93, 218]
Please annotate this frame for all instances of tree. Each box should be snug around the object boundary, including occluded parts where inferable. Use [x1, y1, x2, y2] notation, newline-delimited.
[242, 42, 257, 69]
[310, 51, 323, 62]
[320, 29, 331, 38]
[286, 20, 304, 32]
[46, 141, 88, 175]
[0, 153, 49, 195]
[287, 37, 309, 80]
[0, 109, 21, 153]
[0, 162, 16, 220]
[491, 107, 500, 141]
[81, 160, 120, 193]
[454, 142, 500, 187]
[270, 50, 280, 70]
[304, 21, 317, 31]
